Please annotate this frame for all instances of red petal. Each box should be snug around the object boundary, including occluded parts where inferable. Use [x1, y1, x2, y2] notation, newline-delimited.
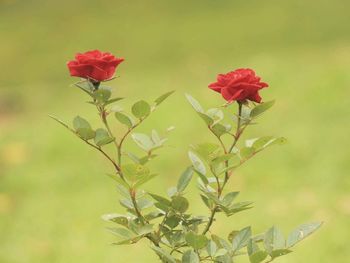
[89, 66, 108, 81]
[67, 62, 93, 78]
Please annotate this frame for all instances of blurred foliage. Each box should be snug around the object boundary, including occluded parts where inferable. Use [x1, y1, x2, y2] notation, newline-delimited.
[0, 0, 350, 262]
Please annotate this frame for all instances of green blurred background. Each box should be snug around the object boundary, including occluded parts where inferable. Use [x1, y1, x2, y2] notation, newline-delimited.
[1, 0, 349, 262]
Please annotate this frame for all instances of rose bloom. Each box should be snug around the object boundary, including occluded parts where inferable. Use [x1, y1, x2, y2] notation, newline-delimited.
[67, 50, 124, 82]
[208, 68, 268, 103]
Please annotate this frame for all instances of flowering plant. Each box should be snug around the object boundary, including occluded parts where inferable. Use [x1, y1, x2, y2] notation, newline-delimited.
[51, 50, 321, 263]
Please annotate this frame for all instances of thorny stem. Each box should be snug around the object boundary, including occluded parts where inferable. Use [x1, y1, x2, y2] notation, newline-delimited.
[202, 102, 244, 235]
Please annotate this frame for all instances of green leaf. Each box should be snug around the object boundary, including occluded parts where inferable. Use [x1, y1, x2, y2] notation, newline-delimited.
[185, 93, 204, 113]
[136, 198, 154, 210]
[122, 163, 150, 182]
[249, 250, 268, 263]
[246, 136, 273, 148]
[119, 199, 134, 209]
[197, 112, 214, 126]
[200, 191, 220, 206]
[286, 222, 322, 248]
[73, 116, 95, 140]
[200, 194, 213, 209]
[207, 108, 224, 125]
[102, 213, 128, 226]
[164, 215, 181, 228]
[134, 173, 158, 188]
[193, 143, 222, 162]
[215, 253, 232, 263]
[270, 249, 292, 259]
[240, 104, 252, 124]
[135, 224, 154, 235]
[248, 136, 287, 150]
[171, 196, 189, 213]
[149, 193, 172, 206]
[144, 211, 165, 221]
[115, 112, 133, 128]
[106, 173, 130, 188]
[225, 201, 253, 216]
[177, 167, 194, 192]
[266, 137, 287, 147]
[222, 192, 239, 207]
[107, 227, 134, 239]
[155, 90, 175, 106]
[232, 226, 252, 252]
[73, 116, 91, 130]
[188, 151, 206, 175]
[132, 133, 154, 152]
[132, 100, 151, 119]
[185, 232, 208, 249]
[211, 123, 227, 137]
[76, 128, 95, 141]
[104, 97, 123, 106]
[94, 128, 114, 146]
[247, 239, 259, 255]
[167, 186, 178, 198]
[151, 246, 176, 263]
[211, 235, 232, 252]
[264, 226, 285, 254]
[206, 240, 217, 256]
[75, 81, 94, 96]
[182, 250, 199, 263]
[214, 248, 228, 257]
[93, 86, 112, 103]
[250, 100, 275, 118]
[212, 153, 238, 165]
[240, 146, 255, 160]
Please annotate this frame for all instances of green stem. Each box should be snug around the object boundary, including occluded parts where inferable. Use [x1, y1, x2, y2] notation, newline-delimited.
[52, 117, 122, 174]
[202, 102, 244, 235]
[117, 117, 146, 165]
[202, 206, 217, 235]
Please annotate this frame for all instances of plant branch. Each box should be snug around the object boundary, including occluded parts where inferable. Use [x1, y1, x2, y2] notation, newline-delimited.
[202, 102, 244, 235]
[117, 117, 145, 165]
[49, 115, 122, 175]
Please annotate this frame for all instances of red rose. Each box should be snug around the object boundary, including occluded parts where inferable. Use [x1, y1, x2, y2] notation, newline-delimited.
[67, 50, 124, 82]
[208, 68, 268, 103]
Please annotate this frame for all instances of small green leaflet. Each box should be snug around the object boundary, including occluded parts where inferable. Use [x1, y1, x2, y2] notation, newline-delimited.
[185, 93, 204, 113]
[132, 133, 154, 151]
[185, 232, 208, 249]
[182, 249, 199, 263]
[264, 226, 285, 255]
[94, 128, 114, 146]
[132, 100, 151, 119]
[115, 112, 133, 128]
[102, 213, 128, 226]
[177, 167, 194, 192]
[232, 226, 252, 252]
[250, 100, 275, 118]
[151, 246, 176, 263]
[188, 151, 206, 175]
[171, 196, 189, 213]
[73, 116, 95, 140]
[93, 86, 112, 103]
[286, 222, 322, 248]
[154, 90, 175, 105]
